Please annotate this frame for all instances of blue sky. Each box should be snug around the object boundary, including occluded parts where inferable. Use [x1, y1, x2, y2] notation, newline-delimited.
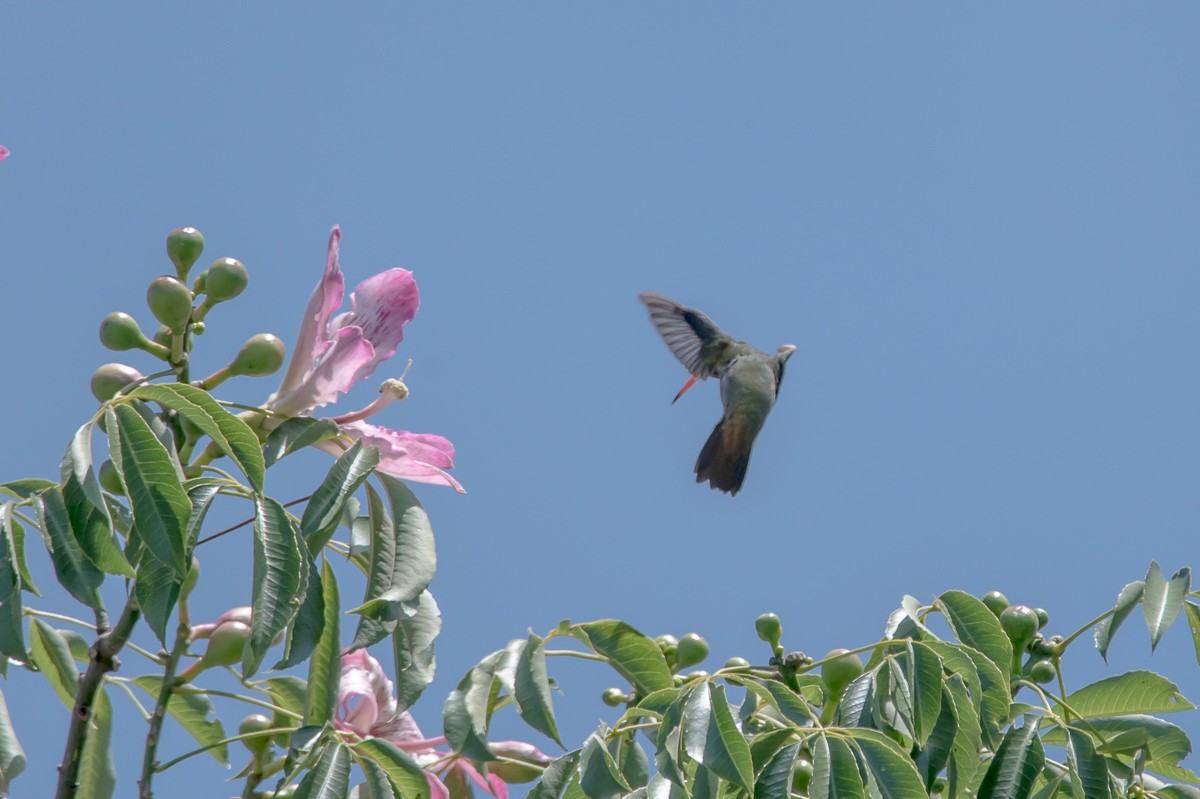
[3, 4, 1200, 796]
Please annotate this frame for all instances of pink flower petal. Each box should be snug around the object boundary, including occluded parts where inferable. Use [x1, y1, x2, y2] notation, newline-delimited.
[329, 269, 420, 384]
[425, 773, 450, 799]
[458, 761, 508, 799]
[0, 146, 9, 161]
[268, 327, 375, 415]
[340, 422, 465, 492]
[276, 226, 346, 399]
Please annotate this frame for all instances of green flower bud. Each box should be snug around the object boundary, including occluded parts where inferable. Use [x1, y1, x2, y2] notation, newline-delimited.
[146, 275, 193, 334]
[1034, 608, 1049, 629]
[238, 713, 274, 755]
[820, 649, 863, 698]
[178, 620, 250, 683]
[167, 227, 205, 278]
[90, 363, 144, 402]
[228, 333, 286, 377]
[204, 257, 248, 302]
[999, 605, 1040, 653]
[180, 556, 200, 601]
[1025, 658, 1056, 684]
[723, 656, 751, 670]
[98, 460, 124, 495]
[601, 687, 628, 707]
[682, 669, 709, 681]
[192, 269, 208, 293]
[191, 321, 206, 335]
[981, 591, 1009, 617]
[270, 711, 293, 747]
[792, 757, 814, 793]
[675, 633, 709, 669]
[152, 325, 173, 349]
[755, 612, 782, 645]
[98, 312, 148, 351]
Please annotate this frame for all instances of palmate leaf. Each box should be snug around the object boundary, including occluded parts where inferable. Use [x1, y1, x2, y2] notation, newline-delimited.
[263, 417, 341, 468]
[1094, 581, 1145, 661]
[936, 591, 1013, 678]
[444, 649, 504, 762]
[353, 738, 431, 799]
[977, 717, 1045, 799]
[682, 681, 754, 793]
[131, 676, 229, 765]
[571, 621, 674, 697]
[244, 495, 308, 678]
[301, 442, 379, 552]
[755, 741, 800, 799]
[106, 403, 192, 576]
[32, 488, 103, 609]
[843, 728, 929, 799]
[60, 421, 132, 577]
[295, 741, 351, 799]
[128, 383, 265, 493]
[391, 590, 441, 711]
[1064, 671, 1194, 717]
[0, 507, 26, 661]
[0, 687, 26, 788]
[1065, 727, 1115, 799]
[1143, 562, 1190, 652]
[811, 732, 866, 799]
[514, 631, 562, 746]
[302, 558, 340, 729]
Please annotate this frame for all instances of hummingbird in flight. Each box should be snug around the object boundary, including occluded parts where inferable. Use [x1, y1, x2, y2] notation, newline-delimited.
[639, 292, 795, 496]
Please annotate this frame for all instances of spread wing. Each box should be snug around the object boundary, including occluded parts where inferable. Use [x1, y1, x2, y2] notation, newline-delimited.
[638, 291, 732, 379]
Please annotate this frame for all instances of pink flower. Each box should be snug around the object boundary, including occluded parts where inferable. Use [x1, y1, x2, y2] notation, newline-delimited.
[0, 146, 9, 161]
[266, 227, 463, 492]
[335, 650, 551, 799]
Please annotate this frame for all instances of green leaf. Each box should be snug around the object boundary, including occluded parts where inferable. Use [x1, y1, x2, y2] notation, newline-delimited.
[1045, 715, 1190, 771]
[944, 673, 983, 799]
[129, 383, 266, 493]
[261, 676, 309, 716]
[811, 733, 866, 799]
[750, 728, 800, 776]
[837, 669, 878, 727]
[352, 755, 395, 799]
[610, 732, 649, 790]
[580, 731, 630, 799]
[514, 631, 562, 746]
[303, 558, 340, 728]
[916, 682, 958, 789]
[349, 478, 436, 621]
[134, 553, 183, 646]
[60, 423, 133, 577]
[844, 728, 929, 799]
[301, 442, 378, 552]
[528, 750, 582, 799]
[571, 621, 673, 696]
[354, 739, 431, 799]
[1094, 581, 1145, 661]
[391, 590, 441, 711]
[1065, 727, 1113, 799]
[274, 553, 326, 671]
[937, 590, 1014, 678]
[32, 488, 103, 608]
[29, 619, 79, 708]
[905, 642, 944, 746]
[977, 717, 1045, 799]
[0, 508, 26, 661]
[1185, 603, 1200, 669]
[295, 741, 351, 799]
[1143, 562, 1191, 652]
[925, 640, 1010, 749]
[263, 418, 342, 468]
[682, 681, 755, 793]
[755, 741, 800, 799]
[0, 478, 56, 500]
[444, 651, 503, 762]
[3, 510, 38, 596]
[1065, 671, 1194, 717]
[131, 676, 229, 765]
[75, 689, 115, 799]
[106, 403, 192, 576]
[244, 495, 307, 678]
[0, 687, 24, 788]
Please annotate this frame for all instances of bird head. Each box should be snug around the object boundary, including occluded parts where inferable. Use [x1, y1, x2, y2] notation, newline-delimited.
[776, 344, 797, 363]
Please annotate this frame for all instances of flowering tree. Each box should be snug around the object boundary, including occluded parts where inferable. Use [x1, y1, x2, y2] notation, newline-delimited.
[1, 227, 1198, 799]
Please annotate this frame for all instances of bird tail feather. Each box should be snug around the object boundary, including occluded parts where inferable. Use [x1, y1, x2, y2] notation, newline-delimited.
[695, 418, 751, 496]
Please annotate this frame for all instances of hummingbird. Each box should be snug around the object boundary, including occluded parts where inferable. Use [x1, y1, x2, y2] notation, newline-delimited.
[639, 292, 796, 496]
